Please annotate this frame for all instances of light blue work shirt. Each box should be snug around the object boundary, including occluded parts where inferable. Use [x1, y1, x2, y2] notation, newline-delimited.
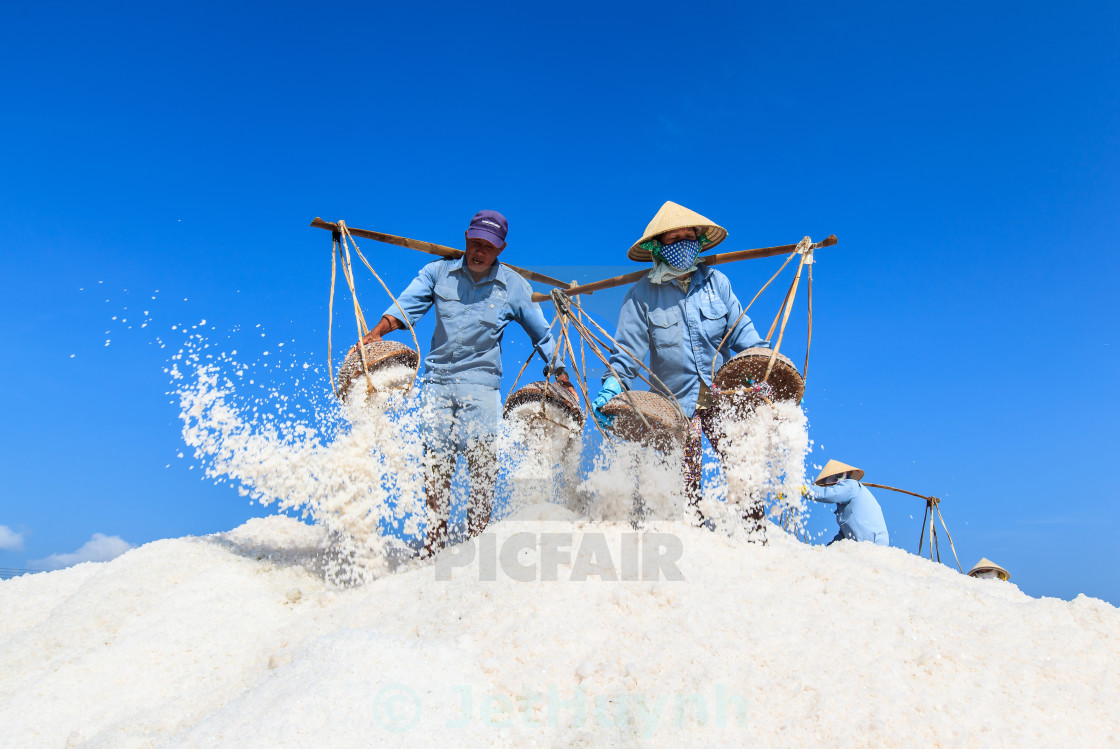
[606, 266, 766, 418]
[383, 257, 557, 390]
[809, 479, 890, 546]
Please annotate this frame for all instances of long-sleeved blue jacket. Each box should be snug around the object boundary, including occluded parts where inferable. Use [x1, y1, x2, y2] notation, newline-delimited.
[606, 266, 766, 418]
[808, 479, 890, 546]
[383, 257, 557, 389]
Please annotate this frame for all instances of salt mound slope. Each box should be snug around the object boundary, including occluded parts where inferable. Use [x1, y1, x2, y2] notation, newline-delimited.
[1, 513, 1117, 747]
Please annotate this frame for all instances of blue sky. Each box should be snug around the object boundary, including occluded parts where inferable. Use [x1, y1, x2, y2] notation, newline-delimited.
[2, 1, 1117, 602]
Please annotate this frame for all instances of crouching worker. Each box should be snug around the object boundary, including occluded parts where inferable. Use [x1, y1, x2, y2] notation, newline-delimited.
[358, 210, 572, 556]
[805, 460, 889, 546]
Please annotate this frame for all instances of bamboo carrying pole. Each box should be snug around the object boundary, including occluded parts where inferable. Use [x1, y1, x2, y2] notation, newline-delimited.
[310, 218, 570, 290]
[528, 235, 837, 303]
[861, 482, 964, 572]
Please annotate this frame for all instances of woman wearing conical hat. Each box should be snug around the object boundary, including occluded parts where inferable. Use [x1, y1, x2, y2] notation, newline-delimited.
[804, 460, 890, 546]
[590, 201, 768, 531]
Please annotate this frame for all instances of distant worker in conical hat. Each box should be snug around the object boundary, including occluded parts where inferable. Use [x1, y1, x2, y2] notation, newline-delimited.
[967, 558, 1010, 581]
[804, 460, 890, 546]
[590, 201, 768, 531]
[357, 210, 573, 556]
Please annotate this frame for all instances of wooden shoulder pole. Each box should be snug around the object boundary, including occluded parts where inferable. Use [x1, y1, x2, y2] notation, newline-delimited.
[529, 235, 838, 303]
[310, 218, 570, 290]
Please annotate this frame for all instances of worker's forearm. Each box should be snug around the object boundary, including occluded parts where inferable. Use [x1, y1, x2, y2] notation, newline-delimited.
[356, 316, 401, 348]
[375, 315, 401, 336]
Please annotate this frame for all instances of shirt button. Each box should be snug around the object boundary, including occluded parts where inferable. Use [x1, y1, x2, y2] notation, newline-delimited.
[490, 304, 495, 308]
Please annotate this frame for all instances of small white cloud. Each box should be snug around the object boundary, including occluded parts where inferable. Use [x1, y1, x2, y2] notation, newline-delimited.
[30, 533, 133, 571]
[0, 525, 25, 552]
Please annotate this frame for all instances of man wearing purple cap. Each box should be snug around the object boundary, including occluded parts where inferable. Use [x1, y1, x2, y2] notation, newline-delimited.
[360, 210, 571, 555]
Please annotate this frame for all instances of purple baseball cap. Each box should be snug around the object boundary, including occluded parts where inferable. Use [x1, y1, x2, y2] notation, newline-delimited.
[465, 209, 508, 247]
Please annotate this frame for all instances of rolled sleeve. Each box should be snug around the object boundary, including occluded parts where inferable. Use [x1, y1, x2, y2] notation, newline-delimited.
[382, 261, 438, 326]
[809, 482, 860, 505]
[512, 285, 558, 366]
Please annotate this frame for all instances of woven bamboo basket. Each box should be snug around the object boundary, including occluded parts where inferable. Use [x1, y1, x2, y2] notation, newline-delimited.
[600, 390, 688, 448]
[504, 381, 585, 429]
[336, 340, 420, 397]
[712, 346, 805, 405]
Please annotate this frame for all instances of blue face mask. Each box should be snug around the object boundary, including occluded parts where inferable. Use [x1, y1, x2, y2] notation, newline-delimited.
[657, 239, 701, 270]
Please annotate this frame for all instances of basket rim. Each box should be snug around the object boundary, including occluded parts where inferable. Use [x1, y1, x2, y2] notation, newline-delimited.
[712, 347, 804, 402]
[336, 341, 420, 395]
[599, 390, 688, 441]
[504, 381, 584, 423]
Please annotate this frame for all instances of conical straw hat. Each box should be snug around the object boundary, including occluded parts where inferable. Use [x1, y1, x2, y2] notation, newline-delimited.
[967, 558, 1010, 581]
[627, 201, 728, 262]
[814, 459, 865, 485]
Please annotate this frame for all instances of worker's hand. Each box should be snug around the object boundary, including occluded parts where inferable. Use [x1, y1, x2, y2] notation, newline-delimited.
[591, 376, 623, 429]
[348, 330, 379, 355]
[799, 484, 810, 496]
[348, 316, 396, 354]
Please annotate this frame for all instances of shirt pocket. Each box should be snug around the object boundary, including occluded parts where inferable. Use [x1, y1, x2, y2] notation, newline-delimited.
[434, 282, 463, 317]
[648, 308, 681, 349]
[476, 301, 503, 328]
[477, 288, 507, 329]
[699, 297, 729, 340]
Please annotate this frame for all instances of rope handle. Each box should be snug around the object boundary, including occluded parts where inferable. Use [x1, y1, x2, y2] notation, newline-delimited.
[326, 220, 424, 399]
[709, 249, 797, 383]
[551, 292, 693, 442]
[334, 231, 376, 395]
[709, 236, 816, 392]
[762, 239, 812, 385]
[338, 221, 423, 392]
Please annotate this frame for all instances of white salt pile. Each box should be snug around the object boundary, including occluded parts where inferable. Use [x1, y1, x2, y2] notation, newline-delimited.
[2, 512, 1117, 747]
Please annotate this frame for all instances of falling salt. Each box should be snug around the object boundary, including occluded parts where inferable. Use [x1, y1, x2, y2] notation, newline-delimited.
[177, 358, 426, 587]
[501, 400, 582, 516]
[709, 400, 810, 540]
[579, 438, 685, 524]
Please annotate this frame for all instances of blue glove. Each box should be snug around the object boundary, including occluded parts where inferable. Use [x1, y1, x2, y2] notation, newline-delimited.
[591, 376, 623, 428]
